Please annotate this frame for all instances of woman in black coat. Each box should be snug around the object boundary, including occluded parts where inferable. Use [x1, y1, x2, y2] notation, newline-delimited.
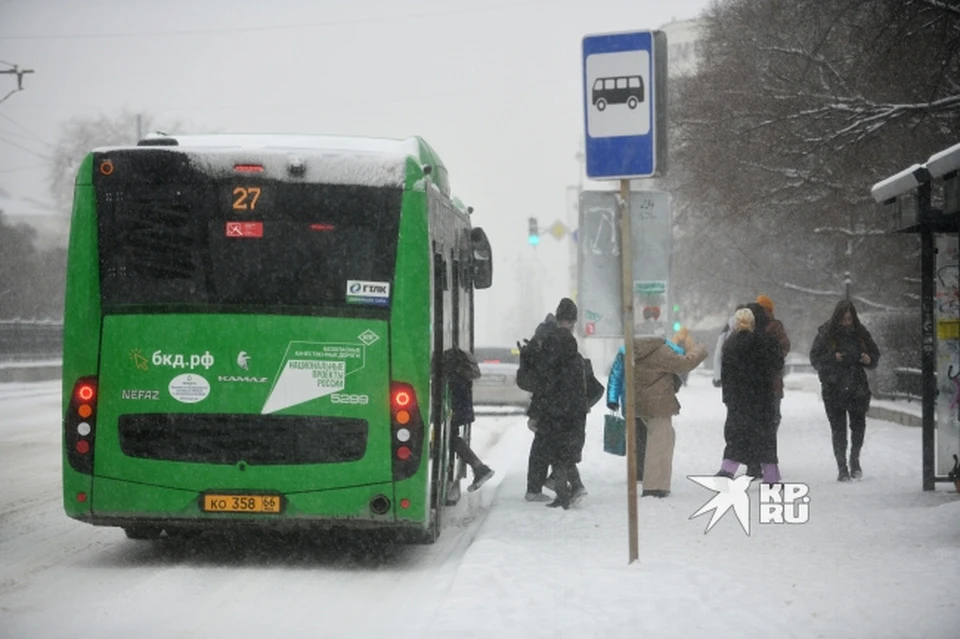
[809, 300, 881, 481]
[715, 306, 784, 483]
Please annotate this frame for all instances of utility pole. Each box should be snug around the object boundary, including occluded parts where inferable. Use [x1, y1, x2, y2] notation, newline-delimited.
[0, 63, 35, 107]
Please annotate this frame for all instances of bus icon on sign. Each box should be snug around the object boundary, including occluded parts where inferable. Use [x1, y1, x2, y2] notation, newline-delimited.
[592, 75, 644, 111]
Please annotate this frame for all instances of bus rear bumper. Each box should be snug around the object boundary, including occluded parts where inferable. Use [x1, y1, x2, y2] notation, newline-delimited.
[72, 474, 432, 537]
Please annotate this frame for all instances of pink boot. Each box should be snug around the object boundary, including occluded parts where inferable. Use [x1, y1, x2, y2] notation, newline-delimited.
[761, 463, 781, 484]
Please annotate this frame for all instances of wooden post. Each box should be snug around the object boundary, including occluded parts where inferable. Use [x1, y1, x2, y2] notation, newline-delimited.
[619, 178, 639, 563]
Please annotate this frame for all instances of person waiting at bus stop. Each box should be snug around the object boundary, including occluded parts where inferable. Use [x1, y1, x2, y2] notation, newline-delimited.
[525, 298, 590, 509]
[632, 329, 707, 497]
[443, 348, 495, 492]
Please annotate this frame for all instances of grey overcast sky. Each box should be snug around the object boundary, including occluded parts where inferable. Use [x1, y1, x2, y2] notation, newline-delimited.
[0, 0, 712, 344]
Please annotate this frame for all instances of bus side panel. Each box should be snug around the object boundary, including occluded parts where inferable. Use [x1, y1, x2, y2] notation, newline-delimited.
[389, 187, 434, 527]
[62, 153, 101, 520]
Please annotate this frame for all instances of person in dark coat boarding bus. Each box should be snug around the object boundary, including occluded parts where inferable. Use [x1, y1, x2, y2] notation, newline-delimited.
[809, 300, 881, 482]
[527, 298, 590, 510]
[443, 348, 495, 493]
[714, 306, 784, 484]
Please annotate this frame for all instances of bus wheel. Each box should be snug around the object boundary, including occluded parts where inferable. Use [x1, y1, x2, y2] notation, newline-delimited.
[627, 96, 638, 109]
[425, 507, 441, 544]
[123, 526, 163, 540]
[596, 99, 607, 111]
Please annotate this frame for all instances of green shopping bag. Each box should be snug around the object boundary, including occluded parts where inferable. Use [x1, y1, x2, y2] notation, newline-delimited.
[603, 413, 626, 456]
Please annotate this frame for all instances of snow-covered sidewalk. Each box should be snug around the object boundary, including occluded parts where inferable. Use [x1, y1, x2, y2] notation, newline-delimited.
[440, 373, 959, 639]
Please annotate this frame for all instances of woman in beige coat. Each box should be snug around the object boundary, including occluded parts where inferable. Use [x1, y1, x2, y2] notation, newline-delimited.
[632, 334, 708, 497]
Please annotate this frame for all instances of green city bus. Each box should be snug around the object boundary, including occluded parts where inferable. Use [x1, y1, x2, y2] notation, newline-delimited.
[61, 133, 493, 544]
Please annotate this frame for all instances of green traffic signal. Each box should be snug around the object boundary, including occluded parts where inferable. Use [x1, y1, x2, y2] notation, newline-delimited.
[673, 321, 682, 332]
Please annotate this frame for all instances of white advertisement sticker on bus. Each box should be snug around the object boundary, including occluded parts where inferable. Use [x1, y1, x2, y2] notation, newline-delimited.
[345, 280, 390, 306]
[168, 374, 211, 403]
[262, 342, 367, 414]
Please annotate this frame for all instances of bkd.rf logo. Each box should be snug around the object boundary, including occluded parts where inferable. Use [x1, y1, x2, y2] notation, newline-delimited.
[688, 475, 810, 535]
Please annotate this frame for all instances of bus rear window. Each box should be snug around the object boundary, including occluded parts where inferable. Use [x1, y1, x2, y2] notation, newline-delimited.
[96, 178, 402, 311]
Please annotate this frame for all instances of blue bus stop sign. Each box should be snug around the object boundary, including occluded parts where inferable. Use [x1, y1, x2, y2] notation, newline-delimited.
[582, 30, 667, 179]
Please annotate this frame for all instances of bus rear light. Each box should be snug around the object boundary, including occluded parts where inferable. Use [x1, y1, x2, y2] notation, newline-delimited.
[399, 498, 411, 509]
[76, 383, 96, 402]
[66, 376, 98, 475]
[390, 381, 423, 481]
[234, 164, 264, 172]
[392, 388, 413, 410]
[76, 492, 88, 503]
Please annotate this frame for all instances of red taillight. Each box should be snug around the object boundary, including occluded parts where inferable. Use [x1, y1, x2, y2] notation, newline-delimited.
[309, 223, 336, 232]
[67, 376, 98, 475]
[390, 382, 422, 481]
[76, 382, 96, 402]
[234, 164, 264, 172]
[77, 492, 88, 503]
[391, 383, 417, 412]
[399, 498, 411, 509]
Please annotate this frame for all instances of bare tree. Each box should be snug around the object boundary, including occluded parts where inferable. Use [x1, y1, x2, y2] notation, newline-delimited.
[669, 0, 959, 332]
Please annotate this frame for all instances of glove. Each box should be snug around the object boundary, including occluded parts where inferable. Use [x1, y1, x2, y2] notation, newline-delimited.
[607, 402, 619, 411]
[527, 417, 538, 433]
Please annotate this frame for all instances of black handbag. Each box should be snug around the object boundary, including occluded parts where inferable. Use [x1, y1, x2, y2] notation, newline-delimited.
[584, 358, 605, 408]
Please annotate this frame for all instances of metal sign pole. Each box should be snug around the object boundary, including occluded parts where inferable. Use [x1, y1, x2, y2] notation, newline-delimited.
[619, 178, 639, 563]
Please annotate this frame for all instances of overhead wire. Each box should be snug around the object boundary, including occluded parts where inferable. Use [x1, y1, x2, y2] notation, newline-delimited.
[0, 134, 52, 159]
[0, 114, 54, 148]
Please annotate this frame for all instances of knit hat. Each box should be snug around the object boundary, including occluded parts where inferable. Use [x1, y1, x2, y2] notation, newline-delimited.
[556, 297, 578, 322]
[756, 295, 775, 315]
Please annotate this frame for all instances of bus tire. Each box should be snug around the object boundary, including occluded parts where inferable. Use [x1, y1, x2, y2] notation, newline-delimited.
[425, 507, 441, 544]
[123, 526, 163, 540]
[627, 96, 638, 109]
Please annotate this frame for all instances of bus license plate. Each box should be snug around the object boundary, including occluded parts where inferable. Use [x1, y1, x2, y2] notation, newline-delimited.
[202, 494, 282, 514]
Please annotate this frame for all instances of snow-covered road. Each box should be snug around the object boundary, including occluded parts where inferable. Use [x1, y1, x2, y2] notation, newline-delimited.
[1, 374, 957, 639]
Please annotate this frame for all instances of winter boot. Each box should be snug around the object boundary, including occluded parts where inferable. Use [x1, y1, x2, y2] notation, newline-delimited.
[849, 457, 862, 480]
[570, 484, 588, 507]
[546, 496, 571, 509]
[467, 466, 495, 492]
[761, 463, 781, 485]
[837, 466, 852, 482]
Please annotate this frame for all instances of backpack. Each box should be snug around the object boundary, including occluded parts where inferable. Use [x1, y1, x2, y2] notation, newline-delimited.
[516, 335, 547, 393]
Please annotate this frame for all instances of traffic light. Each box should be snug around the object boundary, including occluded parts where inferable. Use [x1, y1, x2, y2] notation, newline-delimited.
[527, 217, 540, 245]
[672, 303, 681, 332]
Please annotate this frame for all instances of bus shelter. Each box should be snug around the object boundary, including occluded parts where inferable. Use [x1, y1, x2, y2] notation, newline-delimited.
[871, 143, 960, 490]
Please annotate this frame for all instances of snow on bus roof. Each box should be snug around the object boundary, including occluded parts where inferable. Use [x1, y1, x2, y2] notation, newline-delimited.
[143, 133, 423, 156]
[97, 133, 423, 188]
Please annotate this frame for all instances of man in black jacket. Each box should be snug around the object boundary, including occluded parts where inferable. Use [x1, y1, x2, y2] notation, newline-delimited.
[526, 298, 589, 509]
